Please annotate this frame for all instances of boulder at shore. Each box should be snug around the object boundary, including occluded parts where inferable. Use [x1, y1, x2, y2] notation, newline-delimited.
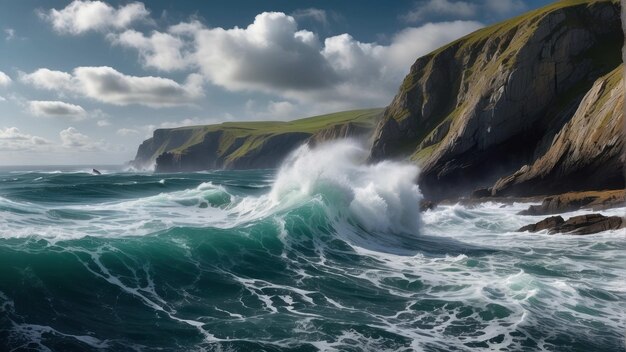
[518, 214, 624, 235]
[518, 190, 625, 215]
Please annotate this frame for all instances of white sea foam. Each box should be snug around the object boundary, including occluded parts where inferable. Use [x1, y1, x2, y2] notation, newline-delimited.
[269, 140, 423, 234]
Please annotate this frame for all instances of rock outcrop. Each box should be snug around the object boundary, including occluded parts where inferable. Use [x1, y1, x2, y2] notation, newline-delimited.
[492, 65, 624, 196]
[518, 189, 625, 215]
[518, 213, 625, 235]
[518, 215, 565, 232]
[369, 0, 623, 200]
[130, 109, 382, 172]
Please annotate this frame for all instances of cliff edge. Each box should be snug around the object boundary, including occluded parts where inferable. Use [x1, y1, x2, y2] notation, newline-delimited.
[369, 0, 623, 199]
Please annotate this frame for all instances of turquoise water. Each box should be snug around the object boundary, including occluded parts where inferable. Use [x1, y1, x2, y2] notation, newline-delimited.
[0, 142, 624, 351]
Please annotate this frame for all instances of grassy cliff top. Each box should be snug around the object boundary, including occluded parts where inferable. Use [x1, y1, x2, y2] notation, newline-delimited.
[433, 0, 619, 56]
[161, 108, 383, 154]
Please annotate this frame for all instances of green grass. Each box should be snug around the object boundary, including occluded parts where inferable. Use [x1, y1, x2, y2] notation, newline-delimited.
[158, 108, 383, 159]
[383, 0, 620, 161]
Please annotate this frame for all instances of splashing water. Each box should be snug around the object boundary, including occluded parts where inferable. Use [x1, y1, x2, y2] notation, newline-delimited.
[0, 140, 624, 351]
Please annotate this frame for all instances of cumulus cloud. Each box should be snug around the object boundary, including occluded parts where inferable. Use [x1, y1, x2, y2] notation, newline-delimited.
[40, 0, 150, 35]
[108, 29, 191, 71]
[28, 100, 87, 120]
[0, 71, 11, 86]
[96, 119, 111, 127]
[22, 66, 203, 107]
[59, 127, 105, 151]
[0, 127, 50, 152]
[113, 12, 481, 108]
[192, 12, 339, 92]
[4, 28, 15, 41]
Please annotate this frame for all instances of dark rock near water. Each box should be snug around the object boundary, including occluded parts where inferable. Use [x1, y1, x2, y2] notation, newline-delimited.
[518, 190, 625, 215]
[518, 213, 624, 235]
[420, 200, 436, 212]
[471, 188, 492, 199]
[518, 216, 565, 232]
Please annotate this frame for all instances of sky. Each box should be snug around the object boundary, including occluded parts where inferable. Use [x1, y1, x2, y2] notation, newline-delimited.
[0, 0, 552, 165]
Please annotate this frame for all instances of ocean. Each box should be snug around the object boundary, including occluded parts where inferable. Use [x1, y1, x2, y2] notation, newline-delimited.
[0, 141, 624, 351]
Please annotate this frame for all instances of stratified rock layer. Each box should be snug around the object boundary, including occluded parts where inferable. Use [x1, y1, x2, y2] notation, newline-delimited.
[518, 213, 625, 235]
[130, 109, 382, 172]
[493, 65, 624, 196]
[370, 0, 622, 200]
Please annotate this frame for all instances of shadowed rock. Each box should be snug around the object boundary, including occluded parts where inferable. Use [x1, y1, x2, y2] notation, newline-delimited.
[518, 216, 564, 232]
[518, 190, 625, 215]
[368, 0, 622, 200]
[518, 213, 624, 235]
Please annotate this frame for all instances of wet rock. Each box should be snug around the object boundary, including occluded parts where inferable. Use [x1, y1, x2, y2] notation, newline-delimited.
[518, 213, 625, 235]
[471, 188, 492, 199]
[420, 200, 436, 212]
[557, 214, 623, 235]
[518, 216, 564, 232]
[518, 190, 625, 215]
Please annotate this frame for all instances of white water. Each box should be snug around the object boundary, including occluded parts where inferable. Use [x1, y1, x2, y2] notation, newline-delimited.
[0, 140, 424, 241]
[1, 140, 625, 351]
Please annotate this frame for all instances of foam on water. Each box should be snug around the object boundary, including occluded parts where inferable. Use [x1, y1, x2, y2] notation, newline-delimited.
[0, 141, 625, 351]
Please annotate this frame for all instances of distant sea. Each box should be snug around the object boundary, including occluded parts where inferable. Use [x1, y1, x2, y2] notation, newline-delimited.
[0, 141, 624, 351]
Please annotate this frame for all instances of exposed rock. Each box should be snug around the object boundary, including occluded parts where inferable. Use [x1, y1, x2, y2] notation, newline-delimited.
[518, 213, 625, 235]
[518, 189, 625, 215]
[419, 200, 436, 212]
[130, 109, 382, 172]
[369, 0, 622, 200]
[518, 216, 564, 232]
[492, 65, 625, 196]
[557, 214, 624, 235]
[471, 187, 492, 199]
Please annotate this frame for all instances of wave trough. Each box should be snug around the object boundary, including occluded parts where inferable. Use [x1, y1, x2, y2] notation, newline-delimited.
[0, 141, 624, 352]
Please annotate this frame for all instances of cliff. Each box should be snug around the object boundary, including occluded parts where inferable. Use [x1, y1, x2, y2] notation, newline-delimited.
[130, 109, 382, 172]
[369, 0, 623, 199]
[492, 65, 624, 196]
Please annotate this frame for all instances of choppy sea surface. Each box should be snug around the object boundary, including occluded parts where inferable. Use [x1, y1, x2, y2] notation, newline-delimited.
[0, 141, 624, 352]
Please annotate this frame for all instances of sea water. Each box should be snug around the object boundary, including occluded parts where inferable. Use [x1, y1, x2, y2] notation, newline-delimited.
[0, 141, 624, 351]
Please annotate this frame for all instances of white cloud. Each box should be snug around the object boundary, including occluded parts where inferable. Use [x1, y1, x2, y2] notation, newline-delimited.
[0, 127, 50, 152]
[96, 119, 111, 127]
[402, 0, 477, 22]
[108, 29, 191, 71]
[22, 66, 204, 107]
[191, 12, 339, 92]
[116, 12, 481, 108]
[245, 99, 298, 120]
[40, 0, 150, 35]
[28, 100, 87, 120]
[59, 127, 104, 151]
[0, 71, 11, 86]
[116, 128, 139, 136]
[4, 28, 15, 40]
[292, 8, 329, 26]
[20, 68, 72, 90]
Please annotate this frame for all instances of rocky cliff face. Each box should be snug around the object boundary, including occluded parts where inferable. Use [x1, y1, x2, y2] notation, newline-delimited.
[370, 0, 622, 199]
[130, 109, 382, 172]
[492, 65, 624, 195]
